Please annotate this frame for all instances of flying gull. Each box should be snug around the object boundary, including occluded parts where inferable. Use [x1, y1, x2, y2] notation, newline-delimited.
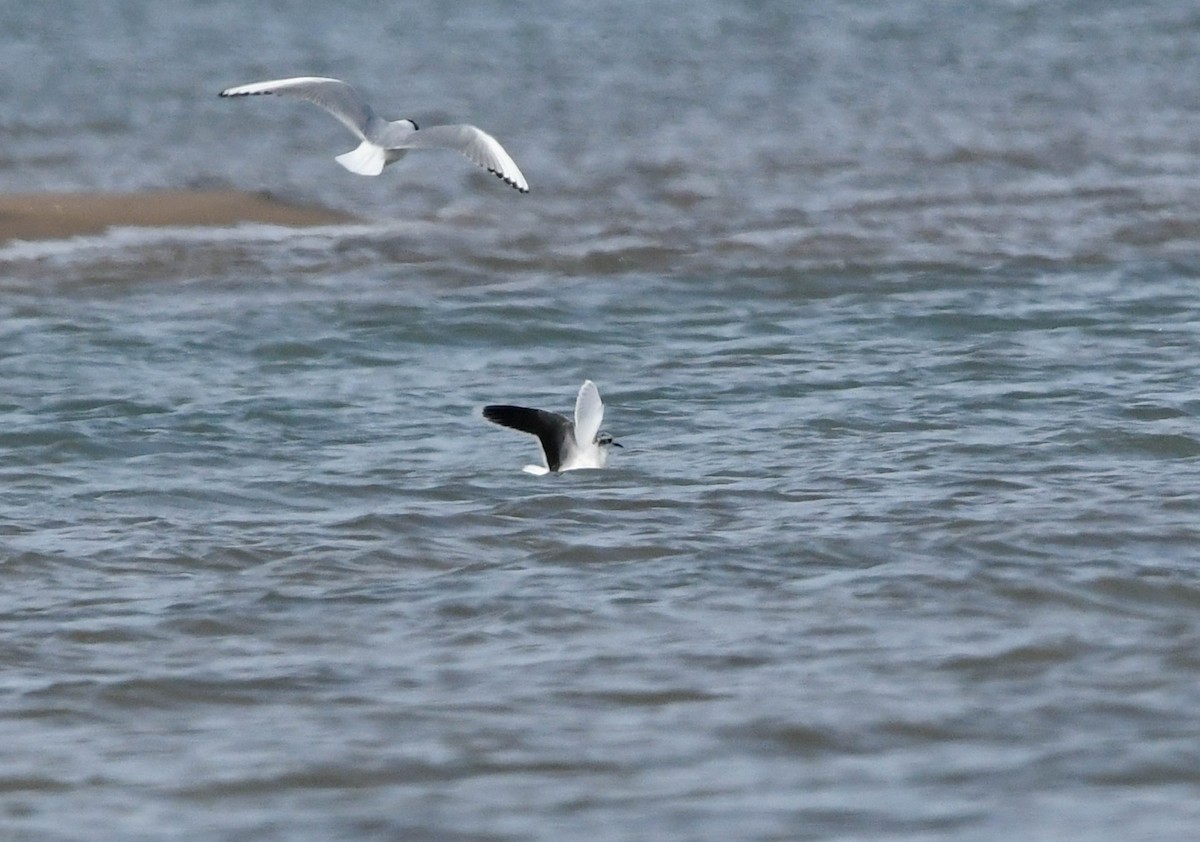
[483, 380, 622, 475]
[219, 76, 529, 192]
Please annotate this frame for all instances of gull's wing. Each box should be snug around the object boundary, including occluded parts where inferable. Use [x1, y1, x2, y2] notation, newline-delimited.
[483, 405, 572, 472]
[219, 76, 374, 140]
[402, 124, 529, 192]
[573, 380, 604, 448]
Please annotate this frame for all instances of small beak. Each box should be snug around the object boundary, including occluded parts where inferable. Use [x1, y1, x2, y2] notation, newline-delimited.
[612, 441, 624, 448]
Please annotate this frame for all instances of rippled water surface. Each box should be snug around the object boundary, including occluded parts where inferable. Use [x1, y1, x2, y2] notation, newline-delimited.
[3, 2, 1200, 840]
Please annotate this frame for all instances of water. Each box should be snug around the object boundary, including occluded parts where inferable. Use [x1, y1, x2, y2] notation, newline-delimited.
[3, 2, 1200, 840]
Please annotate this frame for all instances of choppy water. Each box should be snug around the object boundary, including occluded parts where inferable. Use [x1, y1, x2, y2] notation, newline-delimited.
[4, 2, 1200, 840]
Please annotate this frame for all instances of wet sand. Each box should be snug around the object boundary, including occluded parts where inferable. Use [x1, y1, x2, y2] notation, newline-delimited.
[0, 190, 355, 243]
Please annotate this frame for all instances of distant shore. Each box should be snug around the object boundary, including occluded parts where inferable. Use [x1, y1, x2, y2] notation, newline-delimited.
[0, 190, 355, 243]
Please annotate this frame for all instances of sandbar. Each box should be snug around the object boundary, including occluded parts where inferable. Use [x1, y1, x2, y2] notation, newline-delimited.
[0, 190, 355, 243]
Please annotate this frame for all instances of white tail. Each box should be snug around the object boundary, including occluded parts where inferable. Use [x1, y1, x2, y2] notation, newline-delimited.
[334, 141, 386, 176]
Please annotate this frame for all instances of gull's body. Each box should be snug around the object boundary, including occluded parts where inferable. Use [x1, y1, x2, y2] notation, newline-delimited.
[483, 380, 621, 475]
[219, 76, 529, 192]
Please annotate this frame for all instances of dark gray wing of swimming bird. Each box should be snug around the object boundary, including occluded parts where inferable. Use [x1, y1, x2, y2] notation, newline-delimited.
[482, 405, 574, 472]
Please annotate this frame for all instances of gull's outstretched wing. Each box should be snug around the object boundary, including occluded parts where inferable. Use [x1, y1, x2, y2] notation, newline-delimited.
[483, 405, 572, 472]
[573, 380, 604, 449]
[220, 76, 375, 140]
[402, 124, 529, 192]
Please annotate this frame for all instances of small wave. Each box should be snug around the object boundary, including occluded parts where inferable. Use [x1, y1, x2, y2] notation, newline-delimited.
[0, 220, 384, 265]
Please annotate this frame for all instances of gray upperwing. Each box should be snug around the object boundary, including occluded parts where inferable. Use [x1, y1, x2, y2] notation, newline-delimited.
[483, 405, 573, 471]
[220, 76, 375, 140]
[402, 124, 529, 192]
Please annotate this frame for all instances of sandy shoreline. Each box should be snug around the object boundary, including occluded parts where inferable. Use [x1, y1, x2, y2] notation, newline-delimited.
[0, 190, 356, 243]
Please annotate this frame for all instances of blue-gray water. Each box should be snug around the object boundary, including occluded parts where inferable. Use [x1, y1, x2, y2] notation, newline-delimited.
[3, 2, 1200, 840]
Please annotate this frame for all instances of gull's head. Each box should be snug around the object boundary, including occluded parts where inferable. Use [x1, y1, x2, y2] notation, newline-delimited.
[596, 432, 622, 450]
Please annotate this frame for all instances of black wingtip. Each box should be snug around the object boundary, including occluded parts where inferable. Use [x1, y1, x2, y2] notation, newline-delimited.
[483, 404, 545, 432]
[487, 168, 530, 193]
[482, 405, 515, 426]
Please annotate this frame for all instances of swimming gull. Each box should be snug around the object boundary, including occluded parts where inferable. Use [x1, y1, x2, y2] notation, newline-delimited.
[483, 380, 622, 475]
